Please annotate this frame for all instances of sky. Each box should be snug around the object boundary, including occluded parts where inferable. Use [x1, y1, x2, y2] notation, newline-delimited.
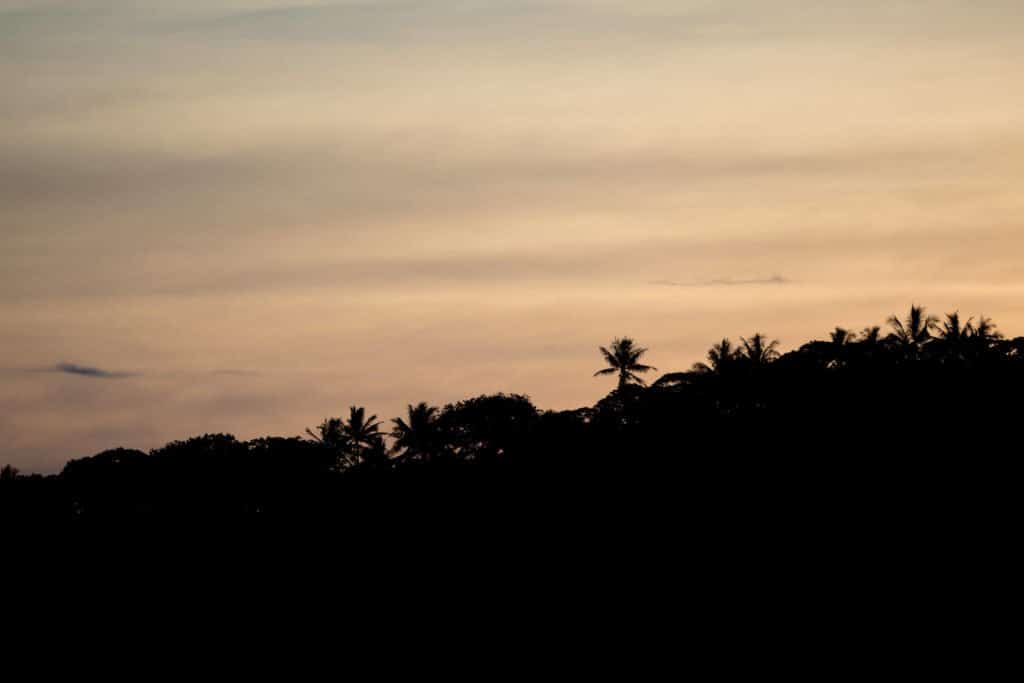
[2, 0, 1024, 471]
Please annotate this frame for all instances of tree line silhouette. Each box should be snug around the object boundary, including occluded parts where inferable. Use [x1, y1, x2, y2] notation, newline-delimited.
[2, 304, 1022, 525]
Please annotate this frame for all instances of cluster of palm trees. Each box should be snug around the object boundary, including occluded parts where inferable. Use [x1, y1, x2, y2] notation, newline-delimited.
[695, 333, 782, 374]
[306, 402, 444, 468]
[306, 305, 1011, 470]
[594, 333, 782, 388]
[593, 305, 1006, 390]
[305, 406, 387, 468]
[884, 307, 1000, 359]
[820, 306, 1002, 365]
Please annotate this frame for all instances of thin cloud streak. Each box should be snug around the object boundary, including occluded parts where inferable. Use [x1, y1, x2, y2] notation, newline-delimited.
[172, 1, 741, 45]
[3, 135, 1010, 207]
[652, 275, 790, 288]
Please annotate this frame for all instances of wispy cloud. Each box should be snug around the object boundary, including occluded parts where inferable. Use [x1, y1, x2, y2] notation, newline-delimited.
[172, 1, 741, 45]
[652, 275, 790, 288]
[51, 362, 136, 379]
[209, 369, 262, 377]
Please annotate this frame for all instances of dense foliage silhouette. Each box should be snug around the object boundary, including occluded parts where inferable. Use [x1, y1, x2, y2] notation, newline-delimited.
[2, 304, 1022, 528]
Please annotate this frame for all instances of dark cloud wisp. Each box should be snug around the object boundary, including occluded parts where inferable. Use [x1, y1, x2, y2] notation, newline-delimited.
[51, 362, 136, 379]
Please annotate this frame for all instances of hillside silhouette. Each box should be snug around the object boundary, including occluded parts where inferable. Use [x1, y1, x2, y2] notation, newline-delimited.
[3, 304, 1022, 528]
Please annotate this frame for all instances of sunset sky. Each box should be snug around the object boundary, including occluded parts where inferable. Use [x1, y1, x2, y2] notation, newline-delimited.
[3, 1, 1023, 471]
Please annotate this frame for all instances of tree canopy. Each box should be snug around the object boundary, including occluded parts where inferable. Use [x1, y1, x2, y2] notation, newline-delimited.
[3, 304, 1022, 526]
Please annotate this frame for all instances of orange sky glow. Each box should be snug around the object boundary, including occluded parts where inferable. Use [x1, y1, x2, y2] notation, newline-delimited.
[3, 1, 1023, 470]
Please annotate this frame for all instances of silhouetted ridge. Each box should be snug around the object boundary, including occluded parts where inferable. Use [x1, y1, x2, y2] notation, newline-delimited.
[2, 304, 1022, 527]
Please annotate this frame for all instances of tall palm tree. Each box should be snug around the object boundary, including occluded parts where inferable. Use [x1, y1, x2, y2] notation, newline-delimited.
[391, 402, 441, 462]
[594, 337, 656, 390]
[343, 406, 383, 463]
[738, 333, 780, 368]
[692, 338, 736, 374]
[887, 304, 938, 357]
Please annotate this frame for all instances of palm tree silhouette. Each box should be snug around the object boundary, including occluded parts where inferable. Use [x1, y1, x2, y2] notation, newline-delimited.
[825, 327, 857, 368]
[830, 327, 856, 346]
[940, 312, 969, 342]
[853, 325, 883, 364]
[936, 311, 971, 361]
[594, 337, 656, 390]
[391, 402, 441, 462]
[966, 315, 1002, 359]
[693, 338, 736, 374]
[738, 333, 780, 368]
[305, 417, 349, 452]
[860, 326, 882, 345]
[887, 304, 938, 357]
[967, 315, 1001, 342]
[343, 406, 383, 464]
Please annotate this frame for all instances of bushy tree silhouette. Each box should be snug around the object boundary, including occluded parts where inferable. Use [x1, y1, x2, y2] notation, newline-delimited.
[438, 394, 538, 461]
